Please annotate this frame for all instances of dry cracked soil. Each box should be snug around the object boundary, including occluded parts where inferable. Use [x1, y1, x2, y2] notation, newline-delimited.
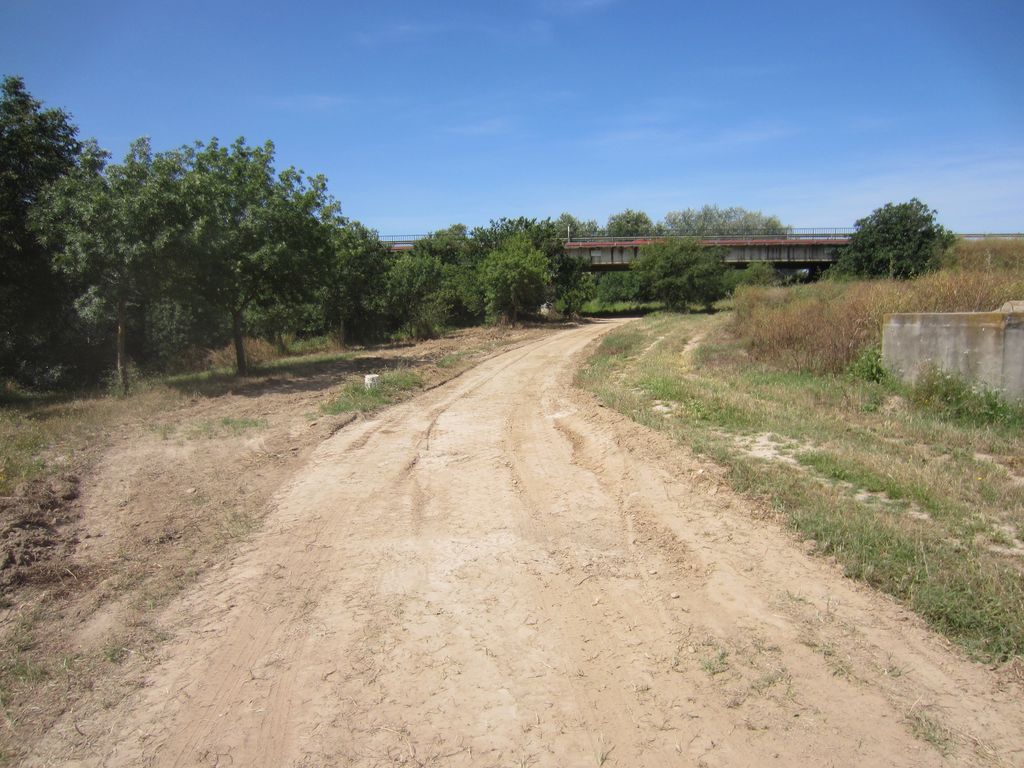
[23, 320, 1024, 767]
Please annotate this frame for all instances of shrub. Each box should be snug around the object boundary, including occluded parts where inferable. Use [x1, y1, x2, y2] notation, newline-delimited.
[479, 234, 550, 323]
[847, 344, 889, 383]
[834, 198, 956, 279]
[730, 261, 780, 289]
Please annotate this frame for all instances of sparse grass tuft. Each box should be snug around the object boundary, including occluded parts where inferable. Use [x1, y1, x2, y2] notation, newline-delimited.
[102, 644, 128, 665]
[906, 707, 955, 756]
[700, 647, 730, 676]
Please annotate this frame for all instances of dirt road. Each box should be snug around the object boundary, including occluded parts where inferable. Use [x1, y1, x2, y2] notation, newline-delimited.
[37, 321, 1023, 767]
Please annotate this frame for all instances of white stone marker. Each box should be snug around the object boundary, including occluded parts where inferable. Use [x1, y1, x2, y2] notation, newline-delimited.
[364, 374, 380, 389]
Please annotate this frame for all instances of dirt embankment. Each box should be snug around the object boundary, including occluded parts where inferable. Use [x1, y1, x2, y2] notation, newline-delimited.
[18, 319, 1024, 767]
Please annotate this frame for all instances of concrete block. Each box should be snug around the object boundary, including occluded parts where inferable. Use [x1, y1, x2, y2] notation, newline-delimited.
[364, 374, 380, 389]
[882, 304, 1024, 400]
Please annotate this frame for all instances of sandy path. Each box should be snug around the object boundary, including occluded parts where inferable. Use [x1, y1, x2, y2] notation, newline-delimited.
[37, 320, 1023, 767]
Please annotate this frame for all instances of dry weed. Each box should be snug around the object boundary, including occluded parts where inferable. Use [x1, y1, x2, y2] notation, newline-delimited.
[733, 267, 1024, 373]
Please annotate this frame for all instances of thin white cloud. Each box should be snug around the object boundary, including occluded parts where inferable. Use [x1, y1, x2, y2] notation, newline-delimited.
[702, 125, 800, 149]
[586, 121, 799, 152]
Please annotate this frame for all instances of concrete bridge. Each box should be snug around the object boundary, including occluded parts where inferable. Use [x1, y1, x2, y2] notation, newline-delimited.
[380, 231, 1021, 272]
[563, 230, 851, 270]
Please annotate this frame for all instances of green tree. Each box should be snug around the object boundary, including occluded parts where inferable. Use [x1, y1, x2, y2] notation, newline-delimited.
[387, 250, 449, 339]
[180, 137, 336, 374]
[605, 209, 659, 237]
[320, 221, 393, 344]
[468, 217, 590, 320]
[479, 234, 551, 323]
[632, 238, 727, 311]
[555, 212, 602, 239]
[32, 138, 182, 393]
[469, 217, 562, 262]
[594, 270, 645, 305]
[662, 205, 788, 235]
[411, 225, 483, 323]
[834, 199, 955, 279]
[0, 75, 81, 383]
[552, 256, 594, 317]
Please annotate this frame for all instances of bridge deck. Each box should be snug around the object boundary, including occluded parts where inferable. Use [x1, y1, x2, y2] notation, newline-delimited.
[380, 232, 1022, 269]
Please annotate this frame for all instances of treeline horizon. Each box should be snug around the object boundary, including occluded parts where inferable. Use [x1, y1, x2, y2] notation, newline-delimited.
[397, 206, 789, 240]
[2, 75, 790, 393]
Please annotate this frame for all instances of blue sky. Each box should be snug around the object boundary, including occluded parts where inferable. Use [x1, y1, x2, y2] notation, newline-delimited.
[3, 0, 1023, 232]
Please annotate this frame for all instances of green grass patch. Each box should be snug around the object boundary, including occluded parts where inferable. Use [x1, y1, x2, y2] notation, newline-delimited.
[582, 299, 664, 317]
[322, 370, 424, 415]
[437, 352, 467, 368]
[220, 417, 267, 434]
[796, 451, 893, 495]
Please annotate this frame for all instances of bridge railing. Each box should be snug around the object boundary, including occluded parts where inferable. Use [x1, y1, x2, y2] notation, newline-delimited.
[379, 234, 430, 244]
[378, 231, 1023, 246]
[564, 229, 855, 244]
[956, 233, 1024, 240]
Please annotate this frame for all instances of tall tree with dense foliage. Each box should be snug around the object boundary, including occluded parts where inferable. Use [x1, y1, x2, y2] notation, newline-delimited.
[662, 205, 788, 235]
[605, 209, 659, 237]
[387, 250, 449, 338]
[556, 212, 601, 239]
[632, 238, 727, 311]
[180, 137, 337, 374]
[411, 225, 483, 324]
[33, 138, 183, 392]
[479, 234, 550, 323]
[320, 221, 393, 344]
[469, 216, 590, 317]
[834, 199, 955, 279]
[0, 75, 81, 383]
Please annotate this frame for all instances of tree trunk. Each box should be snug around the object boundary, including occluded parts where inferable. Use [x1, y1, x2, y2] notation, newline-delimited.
[232, 309, 248, 376]
[337, 316, 346, 347]
[116, 297, 129, 395]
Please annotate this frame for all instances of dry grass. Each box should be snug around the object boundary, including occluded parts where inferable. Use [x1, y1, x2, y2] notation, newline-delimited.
[734, 265, 1024, 374]
[203, 335, 343, 370]
[947, 237, 1024, 272]
[0, 388, 186, 495]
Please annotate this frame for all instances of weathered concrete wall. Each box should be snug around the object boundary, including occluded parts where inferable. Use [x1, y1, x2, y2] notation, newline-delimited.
[882, 305, 1024, 399]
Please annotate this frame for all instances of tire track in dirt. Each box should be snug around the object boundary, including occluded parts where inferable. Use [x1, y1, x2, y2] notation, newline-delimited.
[30, 319, 1024, 767]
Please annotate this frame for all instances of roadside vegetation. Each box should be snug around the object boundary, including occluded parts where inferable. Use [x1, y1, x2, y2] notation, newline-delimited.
[578, 237, 1024, 661]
